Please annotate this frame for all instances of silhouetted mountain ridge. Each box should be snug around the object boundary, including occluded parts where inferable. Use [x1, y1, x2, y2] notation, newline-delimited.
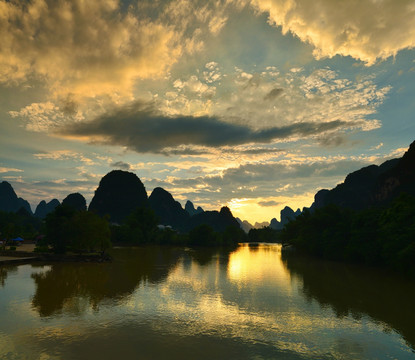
[0, 181, 32, 214]
[269, 206, 301, 230]
[89, 170, 148, 223]
[311, 141, 415, 210]
[62, 193, 87, 211]
[35, 199, 60, 218]
[148, 187, 240, 233]
[185, 200, 204, 216]
[149, 187, 190, 231]
[188, 206, 240, 233]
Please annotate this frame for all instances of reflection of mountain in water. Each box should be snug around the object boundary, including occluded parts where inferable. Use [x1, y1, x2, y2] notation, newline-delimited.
[187, 247, 233, 266]
[282, 253, 415, 351]
[31, 247, 183, 317]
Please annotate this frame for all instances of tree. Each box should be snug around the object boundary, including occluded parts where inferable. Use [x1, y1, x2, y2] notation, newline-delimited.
[124, 207, 159, 244]
[70, 212, 111, 254]
[188, 224, 217, 246]
[222, 225, 247, 246]
[45, 205, 111, 254]
[44, 205, 76, 253]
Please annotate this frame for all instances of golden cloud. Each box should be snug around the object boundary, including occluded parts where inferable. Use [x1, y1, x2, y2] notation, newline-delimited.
[251, 0, 415, 65]
[0, 0, 179, 97]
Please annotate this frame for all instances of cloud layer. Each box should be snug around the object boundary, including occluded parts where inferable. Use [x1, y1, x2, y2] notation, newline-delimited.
[251, 0, 415, 64]
[57, 101, 362, 153]
[0, 0, 178, 96]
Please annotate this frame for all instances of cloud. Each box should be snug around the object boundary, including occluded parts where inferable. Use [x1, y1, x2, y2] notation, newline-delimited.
[317, 135, 347, 147]
[12, 64, 389, 147]
[258, 200, 280, 207]
[0, 0, 179, 96]
[251, 0, 415, 65]
[111, 161, 131, 171]
[56, 100, 360, 153]
[33, 150, 95, 165]
[144, 147, 405, 206]
[371, 142, 384, 151]
[169, 66, 389, 131]
[263, 87, 283, 101]
[0, 167, 24, 174]
[229, 147, 285, 155]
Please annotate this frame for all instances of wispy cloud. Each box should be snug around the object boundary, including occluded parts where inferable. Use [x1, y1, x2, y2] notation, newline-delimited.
[0, 167, 24, 174]
[34, 150, 95, 165]
[111, 161, 131, 171]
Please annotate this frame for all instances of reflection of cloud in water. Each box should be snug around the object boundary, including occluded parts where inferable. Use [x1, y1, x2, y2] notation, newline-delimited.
[227, 243, 292, 288]
[123, 245, 371, 358]
[1, 245, 413, 359]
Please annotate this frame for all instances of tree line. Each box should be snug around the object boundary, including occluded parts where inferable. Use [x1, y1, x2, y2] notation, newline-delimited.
[280, 193, 415, 277]
[0, 204, 247, 255]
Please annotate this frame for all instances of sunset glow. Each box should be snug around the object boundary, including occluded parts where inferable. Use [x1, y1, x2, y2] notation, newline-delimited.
[1, 0, 414, 223]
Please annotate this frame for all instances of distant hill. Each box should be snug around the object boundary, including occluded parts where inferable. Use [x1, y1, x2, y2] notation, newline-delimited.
[0, 181, 32, 214]
[89, 170, 148, 223]
[188, 206, 240, 233]
[269, 206, 301, 230]
[254, 221, 270, 228]
[311, 141, 415, 210]
[149, 187, 190, 231]
[62, 193, 87, 211]
[185, 200, 204, 216]
[236, 218, 254, 233]
[148, 187, 240, 233]
[34, 199, 60, 218]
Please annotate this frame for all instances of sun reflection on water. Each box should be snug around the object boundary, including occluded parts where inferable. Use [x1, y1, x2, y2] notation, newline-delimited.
[227, 243, 291, 286]
[0, 246, 413, 359]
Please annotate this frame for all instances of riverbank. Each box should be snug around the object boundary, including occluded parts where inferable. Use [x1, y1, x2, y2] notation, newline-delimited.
[0, 255, 39, 265]
[0, 243, 111, 263]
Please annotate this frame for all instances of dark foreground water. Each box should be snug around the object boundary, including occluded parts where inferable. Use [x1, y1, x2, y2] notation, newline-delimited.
[1, 244, 414, 359]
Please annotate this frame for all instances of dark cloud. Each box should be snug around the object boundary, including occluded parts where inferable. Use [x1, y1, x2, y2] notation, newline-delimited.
[318, 135, 347, 147]
[59, 94, 78, 116]
[258, 200, 281, 207]
[111, 161, 131, 170]
[231, 147, 285, 155]
[57, 101, 359, 154]
[264, 88, 283, 101]
[159, 148, 208, 156]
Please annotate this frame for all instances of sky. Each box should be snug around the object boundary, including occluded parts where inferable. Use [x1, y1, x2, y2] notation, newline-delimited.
[0, 0, 415, 224]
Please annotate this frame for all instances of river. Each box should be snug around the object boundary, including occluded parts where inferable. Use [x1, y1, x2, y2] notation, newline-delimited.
[0, 243, 414, 359]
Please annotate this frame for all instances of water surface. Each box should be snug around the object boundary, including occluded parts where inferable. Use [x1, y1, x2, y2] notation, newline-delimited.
[0, 244, 414, 359]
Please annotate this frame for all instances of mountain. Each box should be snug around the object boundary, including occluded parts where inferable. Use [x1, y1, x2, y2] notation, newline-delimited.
[269, 206, 301, 230]
[189, 206, 240, 233]
[311, 141, 415, 211]
[62, 193, 87, 211]
[236, 218, 254, 233]
[185, 200, 204, 216]
[269, 218, 282, 230]
[148, 188, 239, 233]
[34, 199, 60, 218]
[0, 181, 32, 214]
[254, 221, 270, 228]
[89, 170, 148, 223]
[149, 187, 190, 231]
[281, 206, 301, 225]
[375, 140, 415, 202]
